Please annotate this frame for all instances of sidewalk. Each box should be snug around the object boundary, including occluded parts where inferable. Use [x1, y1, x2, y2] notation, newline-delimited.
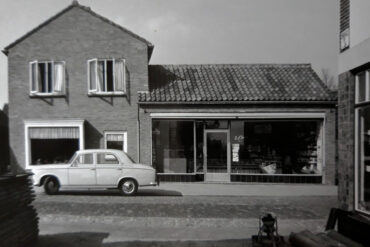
[149, 182, 338, 196]
[34, 182, 338, 197]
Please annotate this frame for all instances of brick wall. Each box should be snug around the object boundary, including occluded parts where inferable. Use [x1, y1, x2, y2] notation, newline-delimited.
[139, 104, 337, 184]
[337, 71, 355, 210]
[7, 6, 149, 167]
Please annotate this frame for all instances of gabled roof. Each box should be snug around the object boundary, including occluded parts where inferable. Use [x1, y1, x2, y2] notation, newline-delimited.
[138, 64, 336, 104]
[2, 0, 154, 58]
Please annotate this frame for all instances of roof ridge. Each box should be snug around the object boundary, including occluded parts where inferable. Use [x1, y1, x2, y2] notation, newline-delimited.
[149, 63, 312, 67]
[2, 1, 153, 55]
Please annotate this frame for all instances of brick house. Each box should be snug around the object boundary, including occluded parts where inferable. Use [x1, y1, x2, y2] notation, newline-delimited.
[3, 1, 153, 169]
[3, 1, 336, 184]
[338, 0, 370, 214]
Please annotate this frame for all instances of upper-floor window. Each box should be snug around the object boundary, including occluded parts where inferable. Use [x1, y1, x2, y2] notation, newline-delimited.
[87, 58, 126, 95]
[356, 70, 370, 103]
[29, 61, 65, 96]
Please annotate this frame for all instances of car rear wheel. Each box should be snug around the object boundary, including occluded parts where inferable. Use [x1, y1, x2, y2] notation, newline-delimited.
[44, 177, 59, 195]
[119, 179, 138, 196]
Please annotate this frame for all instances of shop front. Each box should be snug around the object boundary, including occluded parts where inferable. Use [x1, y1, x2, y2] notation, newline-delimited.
[139, 63, 336, 184]
[151, 113, 325, 183]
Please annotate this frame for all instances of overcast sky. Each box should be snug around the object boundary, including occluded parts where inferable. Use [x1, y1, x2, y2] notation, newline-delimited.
[0, 0, 339, 109]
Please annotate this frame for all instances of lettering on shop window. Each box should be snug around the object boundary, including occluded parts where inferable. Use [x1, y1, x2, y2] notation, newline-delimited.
[234, 135, 244, 143]
[232, 143, 240, 162]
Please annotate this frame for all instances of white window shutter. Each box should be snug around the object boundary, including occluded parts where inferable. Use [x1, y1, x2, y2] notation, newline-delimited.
[124, 59, 126, 93]
[87, 59, 98, 93]
[29, 60, 38, 94]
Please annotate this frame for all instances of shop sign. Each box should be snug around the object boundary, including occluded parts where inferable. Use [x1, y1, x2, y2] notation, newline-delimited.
[234, 135, 244, 143]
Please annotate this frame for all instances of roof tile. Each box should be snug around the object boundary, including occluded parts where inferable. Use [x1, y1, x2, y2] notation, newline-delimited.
[139, 64, 336, 103]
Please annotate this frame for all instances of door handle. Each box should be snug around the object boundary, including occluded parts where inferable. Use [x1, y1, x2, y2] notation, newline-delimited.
[90, 168, 96, 170]
[117, 168, 122, 170]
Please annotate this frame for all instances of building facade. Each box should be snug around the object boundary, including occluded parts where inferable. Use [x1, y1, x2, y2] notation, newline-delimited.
[3, 2, 152, 170]
[4, 1, 336, 185]
[338, 0, 370, 214]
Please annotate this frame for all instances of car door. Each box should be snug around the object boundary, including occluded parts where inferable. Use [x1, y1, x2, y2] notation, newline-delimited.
[68, 152, 96, 185]
[96, 152, 122, 186]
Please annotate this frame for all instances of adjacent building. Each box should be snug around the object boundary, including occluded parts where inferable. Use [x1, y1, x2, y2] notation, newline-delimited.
[0, 104, 9, 173]
[3, 1, 336, 185]
[338, 0, 370, 215]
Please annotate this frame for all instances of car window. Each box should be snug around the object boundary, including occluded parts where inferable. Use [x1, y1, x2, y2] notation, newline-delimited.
[97, 153, 119, 165]
[75, 153, 94, 165]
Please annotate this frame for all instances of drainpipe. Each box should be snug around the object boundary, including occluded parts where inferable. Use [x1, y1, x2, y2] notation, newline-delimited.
[137, 105, 140, 163]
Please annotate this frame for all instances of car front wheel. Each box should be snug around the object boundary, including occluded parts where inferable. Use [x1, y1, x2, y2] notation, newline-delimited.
[119, 179, 138, 196]
[44, 177, 60, 195]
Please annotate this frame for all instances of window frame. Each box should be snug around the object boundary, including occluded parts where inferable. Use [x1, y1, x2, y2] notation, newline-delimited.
[355, 70, 370, 215]
[87, 58, 126, 96]
[355, 70, 370, 104]
[104, 131, 127, 153]
[74, 153, 94, 166]
[29, 60, 66, 96]
[96, 152, 120, 165]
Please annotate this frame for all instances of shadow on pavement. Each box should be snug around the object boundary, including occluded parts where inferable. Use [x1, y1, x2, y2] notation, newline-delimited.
[104, 239, 252, 247]
[33, 232, 252, 247]
[55, 188, 183, 197]
[33, 232, 109, 247]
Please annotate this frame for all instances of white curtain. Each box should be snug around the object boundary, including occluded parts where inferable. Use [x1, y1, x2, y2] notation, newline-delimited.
[29, 127, 79, 139]
[30, 62, 38, 92]
[88, 60, 97, 91]
[106, 134, 124, 141]
[114, 59, 125, 92]
[54, 62, 64, 92]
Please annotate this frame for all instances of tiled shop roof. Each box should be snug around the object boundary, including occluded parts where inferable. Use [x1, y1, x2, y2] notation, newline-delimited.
[138, 64, 336, 103]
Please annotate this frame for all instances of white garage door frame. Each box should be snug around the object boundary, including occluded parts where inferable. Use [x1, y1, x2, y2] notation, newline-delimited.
[24, 120, 84, 169]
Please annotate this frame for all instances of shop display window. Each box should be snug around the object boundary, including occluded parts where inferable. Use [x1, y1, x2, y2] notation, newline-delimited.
[152, 119, 323, 177]
[356, 104, 370, 213]
[230, 120, 322, 175]
[355, 70, 370, 214]
[152, 120, 194, 173]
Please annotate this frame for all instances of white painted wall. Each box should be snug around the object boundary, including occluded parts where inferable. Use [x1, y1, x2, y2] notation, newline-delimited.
[350, 0, 370, 48]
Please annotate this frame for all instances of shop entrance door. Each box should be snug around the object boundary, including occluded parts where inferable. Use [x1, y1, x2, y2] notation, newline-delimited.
[204, 129, 230, 182]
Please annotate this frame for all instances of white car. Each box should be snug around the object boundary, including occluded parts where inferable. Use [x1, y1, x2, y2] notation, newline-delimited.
[31, 149, 158, 196]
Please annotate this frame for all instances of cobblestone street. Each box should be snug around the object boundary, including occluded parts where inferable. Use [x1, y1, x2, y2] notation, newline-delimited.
[33, 184, 338, 246]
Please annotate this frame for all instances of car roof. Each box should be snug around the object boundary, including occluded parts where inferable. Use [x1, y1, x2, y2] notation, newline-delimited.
[76, 149, 124, 155]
